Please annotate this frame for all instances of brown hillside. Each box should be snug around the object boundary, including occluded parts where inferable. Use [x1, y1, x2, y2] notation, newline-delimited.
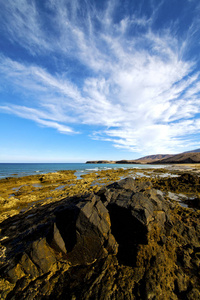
[152, 152, 200, 164]
[135, 154, 173, 164]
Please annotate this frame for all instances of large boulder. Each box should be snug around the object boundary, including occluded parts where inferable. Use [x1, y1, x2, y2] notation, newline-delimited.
[0, 177, 200, 299]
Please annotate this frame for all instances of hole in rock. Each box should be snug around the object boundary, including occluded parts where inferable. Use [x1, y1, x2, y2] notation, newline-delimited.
[107, 204, 148, 266]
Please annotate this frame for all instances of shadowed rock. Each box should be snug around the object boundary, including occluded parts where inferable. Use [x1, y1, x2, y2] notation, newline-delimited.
[0, 177, 200, 299]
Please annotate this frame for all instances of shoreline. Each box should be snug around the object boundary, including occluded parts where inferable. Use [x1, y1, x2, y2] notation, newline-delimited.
[1, 162, 200, 179]
[0, 162, 165, 179]
[0, 167, 200, 298]
[0, 166, 200, 299]
[0, 164, 200, 223]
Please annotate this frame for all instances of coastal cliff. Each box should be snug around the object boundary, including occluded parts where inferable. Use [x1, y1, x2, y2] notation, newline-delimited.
[86, 160, 138, 164]
[0, 177, 200, 299]
[85, 155, 172, 164]
[86, 149, 200, 164]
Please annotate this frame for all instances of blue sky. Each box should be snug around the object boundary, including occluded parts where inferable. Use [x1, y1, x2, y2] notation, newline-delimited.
[0, 0, 200, 162]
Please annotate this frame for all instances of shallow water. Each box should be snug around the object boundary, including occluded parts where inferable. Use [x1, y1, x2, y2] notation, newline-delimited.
[157, 173, 179, 178]
[0, 163, 166, 179]
[167, 192, 189, 208]
[32, 183, 44, 188]
[54, 185, 67, 190]
[157, 190, 189, 208]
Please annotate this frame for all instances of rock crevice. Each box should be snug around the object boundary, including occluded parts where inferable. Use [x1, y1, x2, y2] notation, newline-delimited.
[0, 177, 200, 299]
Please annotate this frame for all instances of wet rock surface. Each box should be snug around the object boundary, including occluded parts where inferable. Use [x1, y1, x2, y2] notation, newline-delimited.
[0, 168, 137, 223]
[0, 177, 200, 299]
[1, 167, 200, 223]
[152, 173, 200, 193]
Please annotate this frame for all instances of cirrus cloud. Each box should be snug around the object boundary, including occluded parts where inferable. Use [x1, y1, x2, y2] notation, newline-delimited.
[0, 0, 200, 155]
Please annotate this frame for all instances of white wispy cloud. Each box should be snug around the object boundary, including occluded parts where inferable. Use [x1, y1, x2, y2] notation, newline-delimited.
[0, 0, 200, 154]
[0, 105, 75, 134]
[0, 0, 51, 54]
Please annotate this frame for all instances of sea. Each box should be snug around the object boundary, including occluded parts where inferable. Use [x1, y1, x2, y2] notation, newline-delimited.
[0, 163, 163, 179]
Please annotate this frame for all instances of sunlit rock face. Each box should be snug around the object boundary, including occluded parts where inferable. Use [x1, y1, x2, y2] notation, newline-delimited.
[0, 177, 200, 299]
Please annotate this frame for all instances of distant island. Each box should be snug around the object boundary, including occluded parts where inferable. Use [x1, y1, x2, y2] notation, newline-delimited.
[86, 148, 200, 164]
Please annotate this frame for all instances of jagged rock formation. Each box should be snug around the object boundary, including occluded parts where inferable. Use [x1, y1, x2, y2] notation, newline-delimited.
[0, 178, 200, 299]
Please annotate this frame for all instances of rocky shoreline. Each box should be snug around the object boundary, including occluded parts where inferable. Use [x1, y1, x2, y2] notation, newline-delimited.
[0, 166, 200, 299]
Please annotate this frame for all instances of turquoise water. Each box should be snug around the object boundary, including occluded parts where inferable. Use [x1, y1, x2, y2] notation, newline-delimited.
[0, 163, 161, 179]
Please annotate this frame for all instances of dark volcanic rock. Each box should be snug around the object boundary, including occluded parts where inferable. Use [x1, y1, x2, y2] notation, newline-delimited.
[185, 197, 200, 209]
[0, 177, 200, 299]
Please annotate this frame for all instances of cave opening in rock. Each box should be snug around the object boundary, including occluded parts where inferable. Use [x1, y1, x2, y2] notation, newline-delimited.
[107, 204, 148, 266]
[55, 206, 80, 252]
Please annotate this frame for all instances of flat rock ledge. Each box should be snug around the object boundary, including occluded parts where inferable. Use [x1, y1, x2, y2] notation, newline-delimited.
[0, 178, 200, 300]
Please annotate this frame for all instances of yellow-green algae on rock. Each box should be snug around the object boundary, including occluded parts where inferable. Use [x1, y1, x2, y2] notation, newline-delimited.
[0, 165, 200, 222]
[0, 171, 200, 299]
[0, 168, 144, 222]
